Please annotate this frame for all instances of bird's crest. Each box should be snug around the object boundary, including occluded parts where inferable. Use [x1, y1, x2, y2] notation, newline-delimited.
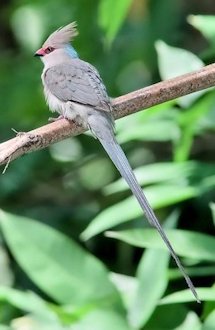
[43, 22, 78, 48]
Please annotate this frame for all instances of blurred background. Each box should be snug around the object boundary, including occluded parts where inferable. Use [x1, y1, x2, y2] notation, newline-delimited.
[0, 0, 215, 329]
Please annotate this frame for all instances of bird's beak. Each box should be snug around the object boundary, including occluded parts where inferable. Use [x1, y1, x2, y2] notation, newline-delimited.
[34, 48, 45, 57]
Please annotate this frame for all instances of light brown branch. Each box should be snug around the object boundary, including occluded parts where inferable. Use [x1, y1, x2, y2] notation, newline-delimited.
[1, 63, 215, 167]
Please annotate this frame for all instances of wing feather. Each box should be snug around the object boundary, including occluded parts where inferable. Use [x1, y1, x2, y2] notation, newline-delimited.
[43, 59, 111, 112]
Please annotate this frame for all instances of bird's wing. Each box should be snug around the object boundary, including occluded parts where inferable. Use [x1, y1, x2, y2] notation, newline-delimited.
[43, 60, 111, 112]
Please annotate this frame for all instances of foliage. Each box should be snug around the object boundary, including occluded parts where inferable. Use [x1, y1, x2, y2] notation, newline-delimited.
[0, 0, 215, 329]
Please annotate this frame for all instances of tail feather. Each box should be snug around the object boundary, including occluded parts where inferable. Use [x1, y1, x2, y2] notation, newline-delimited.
[97, 135, 200, 303]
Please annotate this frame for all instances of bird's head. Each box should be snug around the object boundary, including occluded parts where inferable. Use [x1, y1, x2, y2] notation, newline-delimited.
[34, 22, 79, 64]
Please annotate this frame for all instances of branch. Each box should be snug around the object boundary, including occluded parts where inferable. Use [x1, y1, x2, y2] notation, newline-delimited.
[1, 63, 215, 167]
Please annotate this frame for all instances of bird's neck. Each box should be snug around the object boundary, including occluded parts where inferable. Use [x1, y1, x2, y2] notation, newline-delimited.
[65, 45, 79, 58]
[42, 45, 79, 69]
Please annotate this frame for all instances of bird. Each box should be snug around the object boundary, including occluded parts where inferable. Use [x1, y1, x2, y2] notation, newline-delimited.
[35, 22, 200, 303]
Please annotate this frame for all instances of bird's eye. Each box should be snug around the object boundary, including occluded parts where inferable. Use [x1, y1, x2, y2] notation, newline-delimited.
[45, 47, 54, 54]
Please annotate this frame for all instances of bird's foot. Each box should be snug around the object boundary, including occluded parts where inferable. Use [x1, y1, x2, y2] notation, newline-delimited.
[48, 115, 65, 122]
[11, 128, 26, 137]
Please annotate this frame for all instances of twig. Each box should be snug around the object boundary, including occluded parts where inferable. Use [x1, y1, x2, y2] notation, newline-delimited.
[1, 63, 215, 166]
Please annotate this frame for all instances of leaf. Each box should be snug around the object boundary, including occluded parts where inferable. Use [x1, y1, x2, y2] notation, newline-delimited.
[160, 287, 215, 304]
[98, 0, 132, 46]
[117, 119, 180, 143]
[128, 249, 169, 328]
[188, 15, 215, 46]
[210, 203, 215, 227]
[11, 315, 69, 330]
[104, 161, 197, 195]
[145, 304, 189, 330]
[115, 101, 179, 144]
[174, 92, 215, 162]
[71, 309, 132, 330]
[0, 210, 119, 306]
[0, 245, 14, 286]
[110, 273, 137, 310]
[105, 229, 215, 262]
[81, 185, 197, 240]
[173, 312, 202, 330]
[203, 310, 215, 330]
[156, 40, 205, 107]
[0, 287, 56, 321]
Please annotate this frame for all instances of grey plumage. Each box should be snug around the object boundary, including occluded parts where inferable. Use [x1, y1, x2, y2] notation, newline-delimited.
[36, 22, 200, 303]
[44, 61, 111, 111]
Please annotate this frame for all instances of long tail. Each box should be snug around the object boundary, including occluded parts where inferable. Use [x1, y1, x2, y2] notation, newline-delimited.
[89, 114, 200, 302]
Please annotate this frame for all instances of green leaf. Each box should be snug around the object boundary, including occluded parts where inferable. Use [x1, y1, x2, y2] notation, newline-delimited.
[115, 101, 179, 144]
[0, 245, 13, 286]
[105, 229, 215, 262]
[188, 15, 215, 46]
[104, 161, 197, 195]
[11, 314, 69, 330]
[210, 203, 215, 227]
[117, 119, 180, 143]
[0, 210, 119, 306]
[169, 266, 215, 280]
[98, 0, 132, 46]
[173, 312, 202, 330]
[156, 40, 205, 107]
[0, 287, 56, 320]
[128, 249, 169, 328]
[160, 287, 215, 304]
[110, 273, 137, 310]
[174, 92, 215, 162]
[203, 310, 215, 330]
[145, 304, 189, 330]
[81, 185, 197, 240]
[71, 309, 132, 330]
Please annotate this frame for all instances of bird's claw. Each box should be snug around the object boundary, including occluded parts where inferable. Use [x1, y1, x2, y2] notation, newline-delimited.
[11, 128, 26, 137]
[48, 115, 65, 122]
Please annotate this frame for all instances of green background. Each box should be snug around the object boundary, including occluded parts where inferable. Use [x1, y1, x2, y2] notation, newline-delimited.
[0, 0, 215, 329]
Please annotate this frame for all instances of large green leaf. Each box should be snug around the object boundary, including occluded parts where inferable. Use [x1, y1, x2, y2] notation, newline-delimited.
[174, 92, 215, 162]
[71, 309, 132, 330]
[203, 310, 215, 330]
[173, 312, 202, 330]
[0, 245, 13, 286]
[128, 249, 169, 328]
[98, 0, 132, 46]
[110, 273, 137, 310]
[188, 15, 215, 46]
[104, 161, 197, 195]
[10, 315, 70, 330]
[81, 184, 197, 240]
[117, 119, 180, 143]
[156, 41, 205, 107]
[145, 304, 191, 330]
[0, 210, 119, 306]
[106, 229, 215, 262]
[0, 287, 56, 320]
[115, 101, 179, 144]
[160, 287, 215, 304]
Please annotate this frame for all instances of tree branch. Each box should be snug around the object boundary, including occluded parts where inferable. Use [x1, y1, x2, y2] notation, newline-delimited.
[1, 63, 215, 167]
